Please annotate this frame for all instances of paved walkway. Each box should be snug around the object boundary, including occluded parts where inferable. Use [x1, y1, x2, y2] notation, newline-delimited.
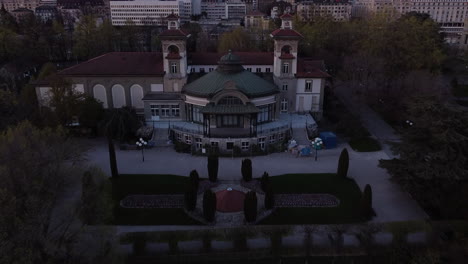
[333, 82, 400, 158]
[84, 138, 427, 223]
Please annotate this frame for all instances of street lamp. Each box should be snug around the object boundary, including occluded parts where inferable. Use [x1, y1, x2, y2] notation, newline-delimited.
[312, 137, 323, 161]
[136, 138, 147, 162]
[405, 120, 414, 127]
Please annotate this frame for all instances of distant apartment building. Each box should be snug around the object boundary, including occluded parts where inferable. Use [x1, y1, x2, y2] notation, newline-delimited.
[110, 0, 191, 26]
[10, 7, 34, 21]
[245, 10, 269, 30]
[39, 0, 56, 6]
[35, 4, 57, 21]
[352, 0, 468, 43]
[201, 0, 246, 20]
[297, 0, 352, 22]
[2, 0, 39, 12]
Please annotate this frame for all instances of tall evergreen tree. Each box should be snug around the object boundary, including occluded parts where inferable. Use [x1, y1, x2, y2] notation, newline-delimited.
[207, 155, 219, 182]
[337, 148, 349, 178]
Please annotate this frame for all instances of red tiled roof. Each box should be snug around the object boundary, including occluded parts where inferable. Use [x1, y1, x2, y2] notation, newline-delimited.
[296, 58, 330, 78]
[188, 52, 273, 65]
[279, 53, 295, 59]
[271, 28, 303, 38]
[58, 52, 165, 76]
[166, 13, 179, 19]
[280, 13, 293, 19]
[166, 53, 182, 59]
[159, 29, 189, 38]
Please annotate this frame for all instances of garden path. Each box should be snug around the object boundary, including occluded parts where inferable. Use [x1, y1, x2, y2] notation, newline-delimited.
[84, 138, 427, 223]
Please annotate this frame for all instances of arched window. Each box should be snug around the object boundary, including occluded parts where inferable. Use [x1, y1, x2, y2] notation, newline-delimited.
[130, 84, 144, 108]
[281, 45, 292, 55]
[168, 45, 179, 55]
[93, 84, 108, 108]
[218, 96, 243, 105]
[111, 84, 126, 108]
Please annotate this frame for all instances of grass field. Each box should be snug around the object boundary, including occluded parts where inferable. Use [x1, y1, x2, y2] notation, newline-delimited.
[349, 137, 381, 152]
[259, 174, 364, 224]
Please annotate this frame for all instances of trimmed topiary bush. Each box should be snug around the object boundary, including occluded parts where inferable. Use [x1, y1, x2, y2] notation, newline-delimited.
[337, 148, 349, 178]
[260, 171, 270, 192]
[184, 186, 197, 211]
[264, 183, 275, 210]
[207, 155, 219, 182]
[360, 184, 373, 219]
[203, 190, 216, 222]
[244, 191, 257, 222]
[241, 159, 253, 182]
[107, 135, 119, 178]
[189, 170, 199, 190]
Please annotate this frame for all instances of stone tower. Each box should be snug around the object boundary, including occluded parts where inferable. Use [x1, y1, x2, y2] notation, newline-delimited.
[160, 14, 190, 92]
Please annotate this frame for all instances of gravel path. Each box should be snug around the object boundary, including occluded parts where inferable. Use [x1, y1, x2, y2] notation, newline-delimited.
[120, 195, 184, 208]
[276, 194, 340, 207]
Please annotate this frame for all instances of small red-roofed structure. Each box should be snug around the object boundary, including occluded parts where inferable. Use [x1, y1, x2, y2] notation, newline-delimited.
[216, 189, 246, 212]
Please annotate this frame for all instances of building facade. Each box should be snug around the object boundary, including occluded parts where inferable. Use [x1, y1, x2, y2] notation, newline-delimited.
[297, 0, 352, 22]
[351, 0, 468, 40]
[1, 0, 39, 12]
[35, 14, 329, 152]
[110, 0, 190, 26]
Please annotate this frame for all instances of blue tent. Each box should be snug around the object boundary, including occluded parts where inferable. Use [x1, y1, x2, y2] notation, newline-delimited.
[301, 147, 311, 156]
[319, 132, 337, 149]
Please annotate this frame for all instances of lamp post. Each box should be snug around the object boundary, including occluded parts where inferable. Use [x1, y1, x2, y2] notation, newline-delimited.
[405, 120, 414, 127]
[312, 137, 323, 161]
[136, 138, 147, 162]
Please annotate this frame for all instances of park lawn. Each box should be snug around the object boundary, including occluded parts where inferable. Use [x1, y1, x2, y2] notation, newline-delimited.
[259, 174, 364, 224]
[111, 174, 201, 225]
[349, 137, 381, 152]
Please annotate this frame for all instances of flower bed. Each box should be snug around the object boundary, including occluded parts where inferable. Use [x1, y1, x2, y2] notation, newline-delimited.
[120, 194, 184, 208]
[275, 194, 339, 208]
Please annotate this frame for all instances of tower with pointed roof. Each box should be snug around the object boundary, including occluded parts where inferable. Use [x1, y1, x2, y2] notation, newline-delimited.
[270, 13, 303, 113]
[270, 13, 302, 79]
[159, 13, 190, 92]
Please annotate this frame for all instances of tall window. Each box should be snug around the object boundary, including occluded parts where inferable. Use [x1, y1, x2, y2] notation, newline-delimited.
[257, 104, 273, 123]
[305, 80, 312, 92]
[191, 105, 203, 123]
[266, 68, 271, 73]
[170, 62, 178, 74]
[241, 141, 249, 151]
[150, 104, 159, 116]
[282, 63, 289, 74]
[258, 137, 265, 150]
[161, 105, 170, 117]
[282, 84, 288, 91]
[256, 68, 261, 73]
[171, 104, 180, 117]
[247, 68, 252, 72]
[280, 99, 288, 112]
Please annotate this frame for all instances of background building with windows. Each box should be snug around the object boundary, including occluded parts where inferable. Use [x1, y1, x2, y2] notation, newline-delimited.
[297, 0, 352, 22]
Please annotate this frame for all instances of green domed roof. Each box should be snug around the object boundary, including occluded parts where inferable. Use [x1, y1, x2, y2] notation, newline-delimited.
[219, 50, 242, 65]
[183, 70, 279, 98]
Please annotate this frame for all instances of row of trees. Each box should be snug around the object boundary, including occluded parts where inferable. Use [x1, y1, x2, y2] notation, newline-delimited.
[0, 121, 120, 263]
[380, 96, 468, 219]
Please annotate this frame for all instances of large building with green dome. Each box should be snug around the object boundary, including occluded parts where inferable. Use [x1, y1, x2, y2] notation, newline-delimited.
[35, 13, 330, 152]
